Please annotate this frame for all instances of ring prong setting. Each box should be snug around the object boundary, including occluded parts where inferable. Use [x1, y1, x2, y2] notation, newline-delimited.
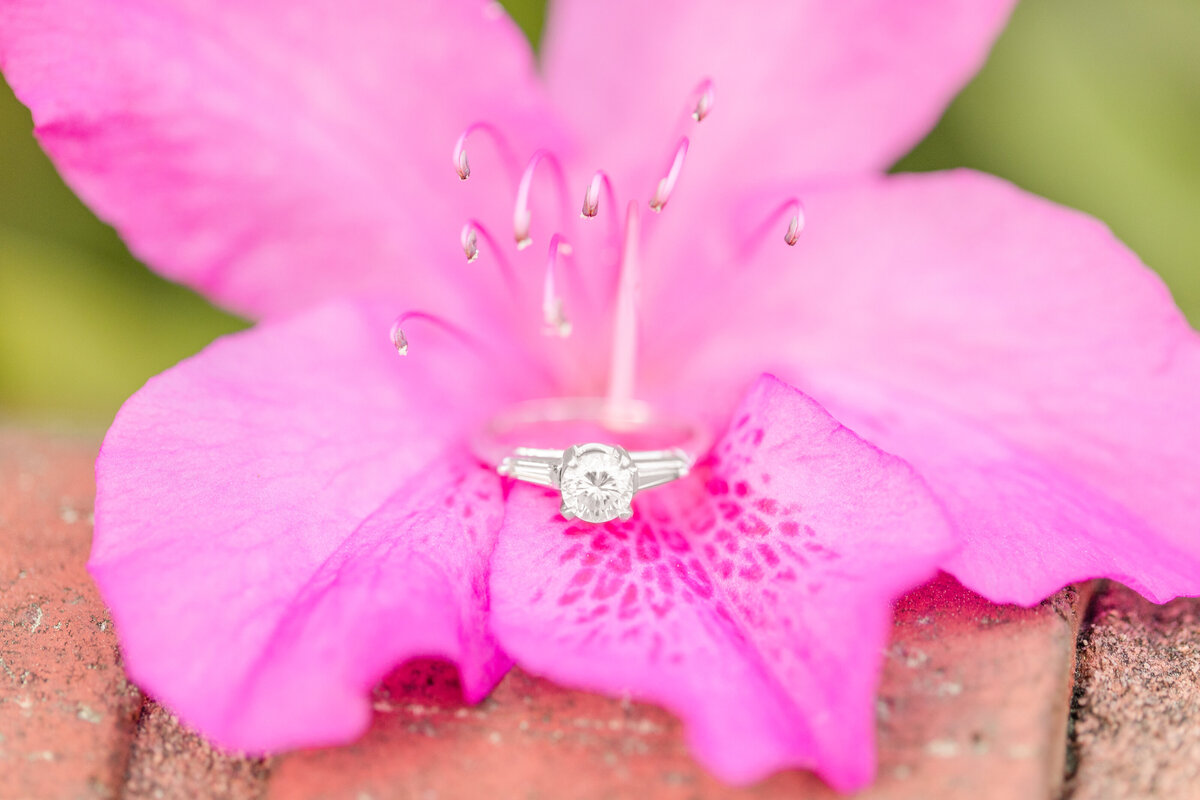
[557, 443, 639, 524]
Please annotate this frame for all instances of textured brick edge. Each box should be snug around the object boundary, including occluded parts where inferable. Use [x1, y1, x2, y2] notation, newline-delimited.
[123, 698, 271, 800]
[1066, 584, 1200, 800]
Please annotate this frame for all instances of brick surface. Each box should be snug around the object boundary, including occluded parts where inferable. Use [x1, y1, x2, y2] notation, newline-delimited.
[123, 700, 270, 800]
[0, 429, 141, 800]
[0, 429, 1097, 799]
[268, 577, 1088, 800]
[1068, 584, 1200, 800]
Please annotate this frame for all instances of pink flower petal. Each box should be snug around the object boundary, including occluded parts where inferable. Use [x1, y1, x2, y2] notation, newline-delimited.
[542, 0, 1014, 194]
[91, 300, 514, 751]
[0, 0, 563, 318]
[490, 375, 953, 791]
[665, 171, 1200, 605]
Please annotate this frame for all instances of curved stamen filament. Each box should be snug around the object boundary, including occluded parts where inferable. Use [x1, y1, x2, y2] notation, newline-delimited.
[461, 219, 519, 293]
[649, 137, 689, 213]
[690, 78, 715, 122]
[389, 311, 481, 356]
[542, 235, 573, 338]
[390, 310, 561, 392]
[606, 202, 641, 419]
[514, 149, 571, 249]
[452, 122, 520, 181]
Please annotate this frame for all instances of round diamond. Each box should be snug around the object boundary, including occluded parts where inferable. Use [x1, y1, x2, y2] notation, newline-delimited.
[558, 444, 637, 523]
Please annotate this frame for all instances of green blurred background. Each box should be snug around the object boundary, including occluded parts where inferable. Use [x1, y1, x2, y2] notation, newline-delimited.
[1, 0, 1197, 426]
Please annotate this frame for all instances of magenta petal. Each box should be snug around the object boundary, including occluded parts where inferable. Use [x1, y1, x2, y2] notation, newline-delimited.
[91, 300, 510, 751]
[543, 0, 1013, 192]
[673, 171, 1200, 605]
[490, 375, 954, 791]
[0, 0, 563, 318]
[214, 458, 511, 747]
[812, 375, 1200, 606]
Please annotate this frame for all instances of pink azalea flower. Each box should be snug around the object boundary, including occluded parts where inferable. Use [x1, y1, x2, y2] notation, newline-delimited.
[4, 0, 1199, 791]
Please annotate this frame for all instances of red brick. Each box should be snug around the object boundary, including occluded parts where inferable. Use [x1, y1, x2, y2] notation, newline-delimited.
[268, 576, 1089, 800]
[1068, 584, 1200, 800]
[123, 700, 270, 800]
[0, 429, 141, 800]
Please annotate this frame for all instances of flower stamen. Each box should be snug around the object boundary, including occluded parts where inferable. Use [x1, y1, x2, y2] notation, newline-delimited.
[581, 170, 617, 219]
[452, 122, 519, 181]
[649, 137, 689, 213]
[690, 78, 715, 122]
[514, 149, 571, 250]
[784, 206, 804, 246]
[743, 198, 806, 253]
[460, 219, 519, 293]
[389, 311, 478, 356]
[775, 199, 806, 246]
[606, 202, 641, 418]
[389, 310, 559, 391]
[543, 235, 573, 338]
[461, 223, 479, 262]
[581, 169, 623, 250]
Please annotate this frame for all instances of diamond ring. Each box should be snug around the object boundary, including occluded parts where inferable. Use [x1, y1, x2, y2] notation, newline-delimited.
[498, 444, 693, 523]
[476, 398, 706, 523]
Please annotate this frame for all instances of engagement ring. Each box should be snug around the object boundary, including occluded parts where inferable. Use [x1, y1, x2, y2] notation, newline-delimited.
[476, 398, 705, 524]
